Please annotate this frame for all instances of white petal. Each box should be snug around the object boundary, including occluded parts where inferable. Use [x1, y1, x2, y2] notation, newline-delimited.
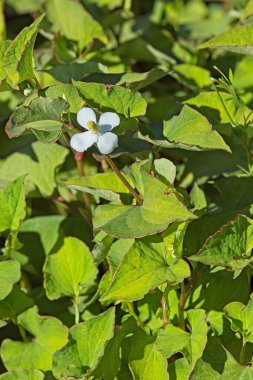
[77, 107, 97, 129]
[70, 131, 98, 152]
[97, 132, 118, 155]
[98, 112, 120, 132]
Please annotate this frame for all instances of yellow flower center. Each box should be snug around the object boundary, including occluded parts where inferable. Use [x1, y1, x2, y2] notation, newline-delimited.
[87, 120, 100, 134]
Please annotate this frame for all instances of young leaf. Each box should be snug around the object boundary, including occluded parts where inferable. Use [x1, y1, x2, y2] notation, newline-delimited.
[1, 306, 68, 371]
[52, 308, 115, 378]
[0, 176, 26, 233]
[6, 97, 69, 143]
[44, 237, 98, 300]
[0, 261, 21, 300]
[3, 15, 44, 86]
[156, 309, 208, 370]
[164, 105, 231, 152]
[100, 237, 191, 303]
[224, 296, 253, 344]
[189, 215, 253, 270]
[74, 81, 147, 117]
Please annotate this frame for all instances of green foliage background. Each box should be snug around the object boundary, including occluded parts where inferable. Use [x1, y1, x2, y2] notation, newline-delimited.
[1, 0, 253, 378]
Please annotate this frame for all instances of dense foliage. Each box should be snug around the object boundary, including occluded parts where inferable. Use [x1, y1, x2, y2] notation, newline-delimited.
[1, 0, 253, 378]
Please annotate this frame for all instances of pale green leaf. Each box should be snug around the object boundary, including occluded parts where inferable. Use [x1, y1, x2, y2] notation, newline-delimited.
[164, 105, 231, 152]
[45, 0, 107, 51]
[45, 84, 83, 113]
[198, 24, 253, 55]
[44, 237, 98, 300]
[0, 261, 21, 300]
[1, 306, 68, 371]
[0, 176, 26, 232]
[129, 329, 169, 380]
[52, 308, 115, 378]
[0, 141, 68, 196]
[224, 297, 253, 343]
[156, 309, 208, 370]
[0, 369, 44, 380]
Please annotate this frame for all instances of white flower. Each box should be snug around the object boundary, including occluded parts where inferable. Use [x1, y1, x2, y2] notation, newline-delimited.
[70, 107, 120, 155]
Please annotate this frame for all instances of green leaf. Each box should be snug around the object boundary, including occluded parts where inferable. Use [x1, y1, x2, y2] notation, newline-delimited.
[1, 306, 68, 371]
[94, 172, 196, 238]
[0, 285, 33, 320]
[192, 337, 253, 379]
[129, 329, 169, 380]
[44, 237, 98, 300]
[52, 308, 115, 378]
[198, 24, 253, 55]
[45, 0, 107, 51]
[100, 236, 191, 303]
[173, 64, 212, 88]
[224, 296, 253, 343]
[154, 158, 176, 184]
[0, 261, 21, 300]
[74, 81, 147, 117]
[65, 172, 135, 203]
[107, 238, 135, 273]
[84, 67, 168, 90]
[3, 15, 44, 86]
[0, 141, 68, 196]
[189, 215, 253, 270]
[0, 176, 26, 232]
[156, 309, 207, 370]
[164, 105, 231, 152]
[6, 97, 69, 143]
[92, 316, 137, 380]
[45, 84, 83, 113]
[0, 369, 44, 380]
[0, 41, 11, 82]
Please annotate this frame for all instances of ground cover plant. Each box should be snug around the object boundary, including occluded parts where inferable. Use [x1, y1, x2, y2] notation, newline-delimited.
[1, 0, 253, 378]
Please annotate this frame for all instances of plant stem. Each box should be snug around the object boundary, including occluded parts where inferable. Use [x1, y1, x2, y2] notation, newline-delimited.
[73, 297, 80, 324]
[75, 152, 93, 228]
[178, 281, 186, 330]
[105, 155, 142, 205]
[161, 295, 168, 330]
[240, 340, 246, 364]
[18, 324, 28, 342]
[215, 86, 236, 127]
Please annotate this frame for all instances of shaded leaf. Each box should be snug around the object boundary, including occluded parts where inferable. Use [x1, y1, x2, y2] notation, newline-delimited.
[52, 308, 115, 378]
[0, 261, 21, 301]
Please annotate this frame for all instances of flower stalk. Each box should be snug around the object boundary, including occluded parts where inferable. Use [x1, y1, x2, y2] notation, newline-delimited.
[105, 155, 143, 205]
[75, 151, 93, 228]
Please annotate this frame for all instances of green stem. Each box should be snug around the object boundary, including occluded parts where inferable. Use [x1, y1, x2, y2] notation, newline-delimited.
[105, 155, 142, 205]
[240, 340, 246, 364]
[178, 282, 186, 330]
[75, 153, 93, 229]
[18, 324, 28, 342]
[161, 295, 168, 330]
[4, 231, 14, 257]
[73, 297, 80, 324]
